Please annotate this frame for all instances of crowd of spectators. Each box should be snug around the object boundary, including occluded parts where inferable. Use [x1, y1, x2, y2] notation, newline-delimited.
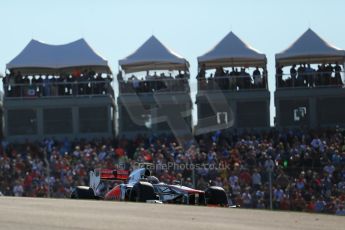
[276, 63, 344, 88]
[197, 65, 267, 90]
[0, 128, 344, 215]
[118, 70, 190, 93]
[2, 69, 114, 98]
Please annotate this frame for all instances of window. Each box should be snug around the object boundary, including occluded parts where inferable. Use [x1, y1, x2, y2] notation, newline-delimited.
[8, 109, 37, 135]
[43, 108, 73, 134]
[79, 107, 108, 133]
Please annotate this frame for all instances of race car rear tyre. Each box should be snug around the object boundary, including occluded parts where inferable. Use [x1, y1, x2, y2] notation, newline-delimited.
[129, 181, 156, 202]
[204, 186, 228, 206]
[71, 186, 96, 199]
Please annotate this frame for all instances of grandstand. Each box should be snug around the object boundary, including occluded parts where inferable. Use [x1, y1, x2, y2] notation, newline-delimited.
[117, 36, 192, 139]
[275, 29, 345, 128]
[195, 31, 270, 135]
[2, 39, 116, 141]
[1, 29, 345, 141]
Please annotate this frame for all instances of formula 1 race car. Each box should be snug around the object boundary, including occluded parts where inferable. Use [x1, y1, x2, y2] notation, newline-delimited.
[71, 164, 229, 206]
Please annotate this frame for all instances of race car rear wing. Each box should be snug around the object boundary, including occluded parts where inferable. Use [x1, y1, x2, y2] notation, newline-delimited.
[89, 168, 129, 192]
[99, 169, 129, 180]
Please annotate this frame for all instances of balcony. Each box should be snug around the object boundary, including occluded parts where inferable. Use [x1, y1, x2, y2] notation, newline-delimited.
[197, 74, 268, 92]
[275, 70, 345, 90]
[2, 80, 114, 99]
[119, 78, 190, 94]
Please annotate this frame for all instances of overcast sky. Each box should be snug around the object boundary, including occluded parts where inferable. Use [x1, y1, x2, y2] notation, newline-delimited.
[1, 0, 345, 125]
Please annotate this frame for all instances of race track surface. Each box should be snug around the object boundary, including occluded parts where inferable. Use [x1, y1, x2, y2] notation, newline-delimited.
[0, 197, 344, 230]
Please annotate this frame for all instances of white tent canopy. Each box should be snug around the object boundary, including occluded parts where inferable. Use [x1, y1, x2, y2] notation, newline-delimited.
[197, 31, 267, 69]
[6, 39, 111, 74]
[276, 28, 345, 66]
[119, 35, 189, 73]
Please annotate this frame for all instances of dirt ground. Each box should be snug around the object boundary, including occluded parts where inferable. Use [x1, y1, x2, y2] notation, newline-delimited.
[0, 197, 344, 230]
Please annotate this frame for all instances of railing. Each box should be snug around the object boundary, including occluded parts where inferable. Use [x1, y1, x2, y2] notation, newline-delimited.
[3, 80, 114, 98]
[276, 71, 345, 89]
[197, 75, 268, 91]
[119, 78, 190, 94]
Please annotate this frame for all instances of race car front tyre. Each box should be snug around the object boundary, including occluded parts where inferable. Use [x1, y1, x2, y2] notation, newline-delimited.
[70, 186, 96, 199]
[204, 186, 228, 206]
[129, 181, 156, 202]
